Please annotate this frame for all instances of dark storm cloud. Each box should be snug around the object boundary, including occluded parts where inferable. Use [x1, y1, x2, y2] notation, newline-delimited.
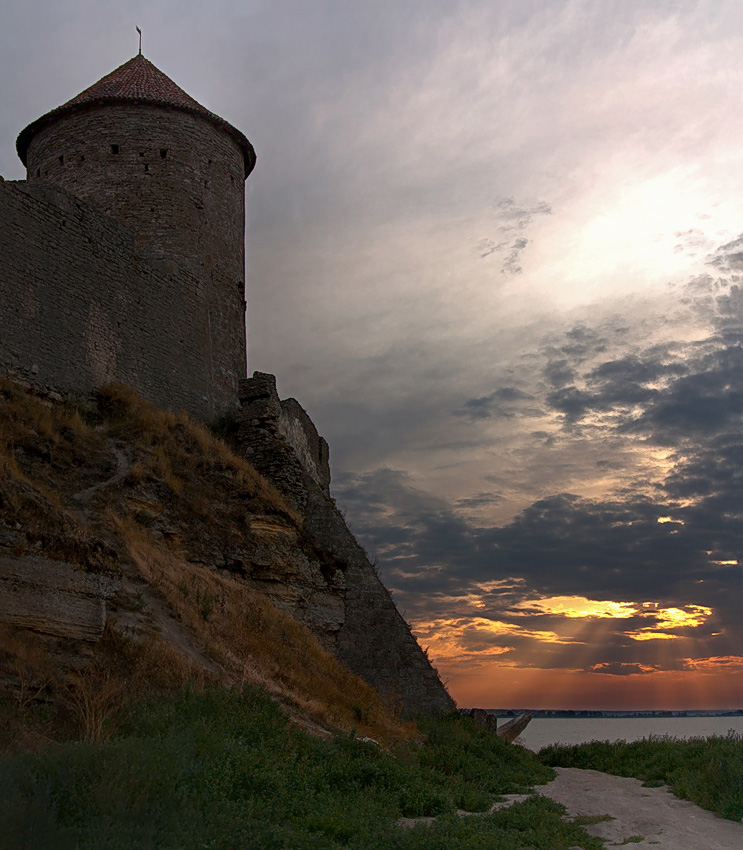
[625, 350, 743, 441]
[455, 492, 506, 510]
[536, 276, 742, 443]
[591, 663, 656, 676]
[595, 458, 624, 470]
[455, 386, 534, 420]
[543, 359, 576, 388]
[663, 435, 741, 502]
[544, 386, 597, 422]
[708, 236, 743, 272]
[336, 469, 739, 611]
[713, 283, 743, 335]
[333, 269, 742, 672]
[558, 325, 610, 360]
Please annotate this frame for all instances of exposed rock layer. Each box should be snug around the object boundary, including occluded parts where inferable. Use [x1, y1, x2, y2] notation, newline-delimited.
[236, 373, 455, 715]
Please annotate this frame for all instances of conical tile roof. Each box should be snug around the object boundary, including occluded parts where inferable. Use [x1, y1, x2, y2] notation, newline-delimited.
[17, 54, 255, 176]
[62, 54, 209, 113]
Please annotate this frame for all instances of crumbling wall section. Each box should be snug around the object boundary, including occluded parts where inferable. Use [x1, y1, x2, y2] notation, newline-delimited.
[238, 373, 330, 498]
[236, 372, 455, 715]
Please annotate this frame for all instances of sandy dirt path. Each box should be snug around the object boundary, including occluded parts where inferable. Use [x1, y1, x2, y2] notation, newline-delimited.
[537, 767, 743, 849]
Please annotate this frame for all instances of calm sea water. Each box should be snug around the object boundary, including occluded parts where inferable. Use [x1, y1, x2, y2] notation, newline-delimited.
[516, 716, 743, 752]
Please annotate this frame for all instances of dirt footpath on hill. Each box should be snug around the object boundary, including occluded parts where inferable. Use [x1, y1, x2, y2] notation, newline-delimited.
[537, 767, 743, 849]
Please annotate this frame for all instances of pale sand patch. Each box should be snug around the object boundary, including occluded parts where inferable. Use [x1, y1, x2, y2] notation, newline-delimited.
[537, 767, 743, 849]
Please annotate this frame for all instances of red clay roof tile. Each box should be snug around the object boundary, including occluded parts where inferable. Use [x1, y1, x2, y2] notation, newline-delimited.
[63, 54, 210, 114]
[17, 54, 255, 176]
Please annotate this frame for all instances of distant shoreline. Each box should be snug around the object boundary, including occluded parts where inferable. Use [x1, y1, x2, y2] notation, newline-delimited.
[480, 709, 743, 719]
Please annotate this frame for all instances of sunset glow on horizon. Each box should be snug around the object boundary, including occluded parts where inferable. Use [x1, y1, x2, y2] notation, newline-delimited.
[441, 662, 743, 712]
[409, 594, 741, 708]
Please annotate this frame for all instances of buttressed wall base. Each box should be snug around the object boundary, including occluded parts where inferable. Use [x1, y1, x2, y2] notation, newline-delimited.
[237, 373, 455, 715]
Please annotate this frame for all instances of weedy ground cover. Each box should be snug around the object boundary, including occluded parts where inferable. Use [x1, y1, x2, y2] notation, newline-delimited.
[539, 732, 743, 821]
[0, 687, 602, 850]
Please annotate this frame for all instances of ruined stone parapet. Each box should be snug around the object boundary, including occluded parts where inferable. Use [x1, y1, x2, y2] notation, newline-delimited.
[238, 373, 331, 495]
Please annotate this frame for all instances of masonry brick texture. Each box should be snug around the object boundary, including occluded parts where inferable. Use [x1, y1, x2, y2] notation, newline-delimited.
[0, 178, 220, 417]
[3, 97, 248, 418]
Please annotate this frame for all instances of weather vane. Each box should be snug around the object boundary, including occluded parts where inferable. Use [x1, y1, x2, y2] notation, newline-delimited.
[136, 26, 142, 55]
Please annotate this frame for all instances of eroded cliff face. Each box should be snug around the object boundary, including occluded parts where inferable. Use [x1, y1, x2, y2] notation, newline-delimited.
[0, 378, 453, 718]
[235, 373, 455, 716]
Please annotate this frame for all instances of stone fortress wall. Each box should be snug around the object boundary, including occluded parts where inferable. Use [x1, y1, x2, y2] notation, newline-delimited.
[21, 104, 248, 413]
[238, 372, 331, 495]
[0, 177, 217, 418]
[0, 53, 455, 715]
[237, 373, 454, 715]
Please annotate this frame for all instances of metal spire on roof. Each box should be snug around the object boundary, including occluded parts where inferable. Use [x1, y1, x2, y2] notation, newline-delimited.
[136, 26, 142, 55]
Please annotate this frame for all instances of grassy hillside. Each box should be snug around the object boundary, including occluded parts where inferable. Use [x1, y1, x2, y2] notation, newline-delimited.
[0, 378, 410, 745]
[0, 685, 606, 850]
[0, 379, 611, 849]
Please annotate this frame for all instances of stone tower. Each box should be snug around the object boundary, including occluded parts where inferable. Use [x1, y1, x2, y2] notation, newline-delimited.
[16, 54, 255, 415]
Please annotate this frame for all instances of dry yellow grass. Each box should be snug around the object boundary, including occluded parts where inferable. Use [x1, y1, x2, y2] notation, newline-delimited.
[0, 378, 417, 747]
[97, 384, 298, 522]
[0, 377, 99, 472]
[117, 517, 414, 743]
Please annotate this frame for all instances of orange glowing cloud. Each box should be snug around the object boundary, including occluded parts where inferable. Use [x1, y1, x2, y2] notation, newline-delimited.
[683, 655, 743, 671]
[412, 615, 574, 665]
[630, 632, 679, 641]
[409, 590, 725, 711]
[510, 595, 637, 619]
[628, 603, 712, 640]
[412, 598, 716, 665]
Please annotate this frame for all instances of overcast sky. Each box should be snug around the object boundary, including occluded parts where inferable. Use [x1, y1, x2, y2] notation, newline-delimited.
[2, 0, 741, 709]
